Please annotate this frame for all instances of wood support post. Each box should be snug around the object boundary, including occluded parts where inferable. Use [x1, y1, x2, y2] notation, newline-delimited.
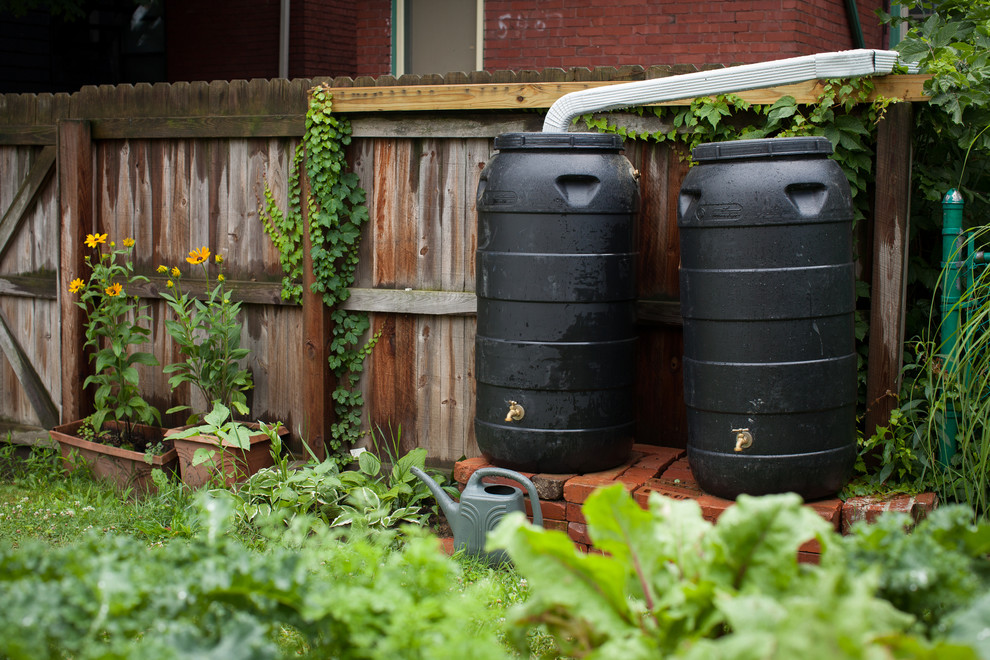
[865, 102, 914, 437]
[301, 149, 333, 461]
[57, 120, 94, 424]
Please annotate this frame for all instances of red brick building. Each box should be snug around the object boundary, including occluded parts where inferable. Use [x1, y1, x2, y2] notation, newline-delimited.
[169, 0, 889, 82]
[1, 0, 890, 93]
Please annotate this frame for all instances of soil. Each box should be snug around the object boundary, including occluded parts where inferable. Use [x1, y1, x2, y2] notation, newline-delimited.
[94, 424, 173, 455]
[427, 511, 453, 538]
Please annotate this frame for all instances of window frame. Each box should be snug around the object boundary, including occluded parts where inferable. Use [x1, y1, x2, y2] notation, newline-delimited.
[393, 0, 484, 76]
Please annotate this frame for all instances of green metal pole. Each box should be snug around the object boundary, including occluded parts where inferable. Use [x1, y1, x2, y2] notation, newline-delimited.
[940, 188, 965, 464]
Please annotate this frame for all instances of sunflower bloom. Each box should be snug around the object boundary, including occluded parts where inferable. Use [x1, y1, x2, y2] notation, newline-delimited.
[84, 233, 108, 249]
[186, 247, 210, 265]
[157, 265, 168, 274]
[171, 266, 180, 278]
[217, 274, 225, 283]
[166, 280, 174, 289]
[69, 278, 85, 293]
[105, 283, 123, 297]
[123, 237, 135, 247]
[215, 254, 224, 264]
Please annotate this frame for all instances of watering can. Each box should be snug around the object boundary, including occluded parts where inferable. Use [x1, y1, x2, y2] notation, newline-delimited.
[410, 465, 542, 563]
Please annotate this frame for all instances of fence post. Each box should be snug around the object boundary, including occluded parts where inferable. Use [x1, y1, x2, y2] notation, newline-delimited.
[301, 146, 333, 460]
[865, 101, 914, 438]
[57, 119, 94, 424]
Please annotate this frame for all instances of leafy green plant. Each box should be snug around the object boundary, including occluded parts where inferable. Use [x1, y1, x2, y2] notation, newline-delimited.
[841, 504, 990, 643]
[490, 485, 975, 659]
[167, 402, 271, 486]
[880, 0, 990, 340]
[225, 431, 346, 527]
[70, 233, 161, 437]
[909, 225, 990, 516]
[333, 446, 438, 529]
[260, 84, 379, 461]
[225, 426, 453, 531]
[158, 246, 254, 421]
[0, 495, 512, 659]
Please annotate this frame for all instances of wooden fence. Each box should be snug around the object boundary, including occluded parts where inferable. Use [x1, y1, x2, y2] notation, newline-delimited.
[0, 70, 928, 465]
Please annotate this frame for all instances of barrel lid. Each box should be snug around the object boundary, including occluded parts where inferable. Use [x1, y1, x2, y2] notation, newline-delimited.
[494, 132, 624, 151]
[692, 137, 833, 162]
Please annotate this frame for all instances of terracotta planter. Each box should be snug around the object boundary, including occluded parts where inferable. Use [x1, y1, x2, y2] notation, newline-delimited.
[51, 420, 178, 496]
[166, 423, 285, 488]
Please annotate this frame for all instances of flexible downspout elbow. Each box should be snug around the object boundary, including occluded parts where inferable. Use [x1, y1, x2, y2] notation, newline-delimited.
[542, 49, 904, 133]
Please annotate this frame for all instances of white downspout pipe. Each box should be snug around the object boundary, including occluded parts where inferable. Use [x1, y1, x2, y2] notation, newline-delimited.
[542, 49, 907, 133]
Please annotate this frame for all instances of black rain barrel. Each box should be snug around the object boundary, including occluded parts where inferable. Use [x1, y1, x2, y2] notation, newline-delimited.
[475, 132, 640, 474]
[677, 136, 857, 500]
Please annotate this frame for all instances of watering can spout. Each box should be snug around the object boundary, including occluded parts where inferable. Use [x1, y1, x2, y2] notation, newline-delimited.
[410, 466, 459, 522]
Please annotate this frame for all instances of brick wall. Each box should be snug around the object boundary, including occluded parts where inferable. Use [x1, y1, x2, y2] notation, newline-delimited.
[165, 0, 887, 84]
[290, 0, 358, 78]
[483, 0, 887, 71]
[356, 0, 393, 77]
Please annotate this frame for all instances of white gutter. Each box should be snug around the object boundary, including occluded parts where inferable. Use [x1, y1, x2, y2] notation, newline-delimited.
[542, 49, 908, 133]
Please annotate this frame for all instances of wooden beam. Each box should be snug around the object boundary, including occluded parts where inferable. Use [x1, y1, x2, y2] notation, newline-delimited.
[340, 288, 477, 315]
[0, 146, 56, 263]
[128, 276, 290, 306]
[300, 151, 332, 461]
[2, 75, 928, 142]
[326, 75, 929, 113]
[865, 102, 914, 437]
[0, 308, 59, 429]
[57, 120, 94, 425]
[0, 125, 57, 146]
[91, 115, 305, 140]
[0, 273, 57, 300]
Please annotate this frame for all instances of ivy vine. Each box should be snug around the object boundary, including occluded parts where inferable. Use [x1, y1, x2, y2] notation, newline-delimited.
[259, 83, 378, 461]
[581, 79, 894, 406]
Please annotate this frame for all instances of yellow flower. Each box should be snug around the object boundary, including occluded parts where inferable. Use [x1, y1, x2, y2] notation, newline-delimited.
[166, 280, 174, 289]
[110, 241, 115, 248]
[215, 254, 224, 264]
[123, 237, 135, 247]
[68, 278, 85, 293]
[105, 283, 123, 297]
[171, 266, 180, 278]
[156, 265, 168, 274]
[84, 233, 107, 249]
[217, 274, 225, 283]
[186, 247, 210, 265]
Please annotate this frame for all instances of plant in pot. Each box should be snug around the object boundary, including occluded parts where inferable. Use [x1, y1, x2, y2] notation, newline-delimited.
[50, 234, 175, 495]
[165, 402, 284, 489]
[159, 247, 280, 487]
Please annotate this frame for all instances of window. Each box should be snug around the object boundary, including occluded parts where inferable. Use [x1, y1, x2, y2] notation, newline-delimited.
[395, 0, 483, 76]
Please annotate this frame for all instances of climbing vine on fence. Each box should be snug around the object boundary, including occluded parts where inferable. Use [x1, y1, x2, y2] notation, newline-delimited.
[582, 79, 894, 405]
[259, 83, 378, 460]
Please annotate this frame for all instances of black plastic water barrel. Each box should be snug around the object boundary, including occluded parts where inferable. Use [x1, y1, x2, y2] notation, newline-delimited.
[677, 137, 857, 500]
[475, 132, 640, 474]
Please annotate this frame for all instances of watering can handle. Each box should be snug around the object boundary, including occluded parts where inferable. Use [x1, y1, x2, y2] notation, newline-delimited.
[468, 467, 543, 528]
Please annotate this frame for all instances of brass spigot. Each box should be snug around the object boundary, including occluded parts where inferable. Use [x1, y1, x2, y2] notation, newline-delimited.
[733, 429, 753, 452]
[505, 401, 525, 422]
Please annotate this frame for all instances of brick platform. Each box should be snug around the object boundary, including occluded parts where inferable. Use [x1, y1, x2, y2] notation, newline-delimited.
[453, 445, 938, 562]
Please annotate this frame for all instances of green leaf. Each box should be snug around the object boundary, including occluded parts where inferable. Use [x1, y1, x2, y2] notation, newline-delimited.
[203, 402, 231, 427]
[358, 450, 381, 477]
[706, 493, 830, 593]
